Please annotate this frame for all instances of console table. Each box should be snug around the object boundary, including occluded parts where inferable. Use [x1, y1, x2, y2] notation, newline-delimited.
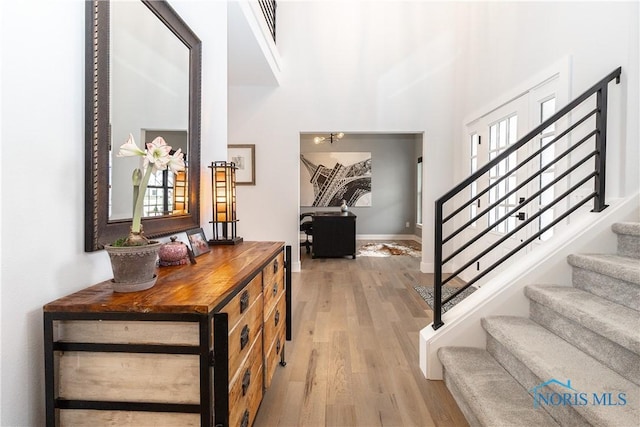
[43, 242, 291, 427]
[311, 212, 357, 259]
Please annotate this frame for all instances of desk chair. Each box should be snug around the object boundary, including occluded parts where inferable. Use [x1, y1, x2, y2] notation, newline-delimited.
[300, 213, 313, 254]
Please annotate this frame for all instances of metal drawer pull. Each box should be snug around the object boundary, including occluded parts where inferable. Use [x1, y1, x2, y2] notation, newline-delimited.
[273, 259, 279, 273]
[274, 309, 280, 327]
[242, 368, 251, 396]
[239, 290, 249, 314]
[240, 325, 250, 350]
[241, 410, 250, 427]
[272, 282, 278, 296]
[276, 337, 281, 355]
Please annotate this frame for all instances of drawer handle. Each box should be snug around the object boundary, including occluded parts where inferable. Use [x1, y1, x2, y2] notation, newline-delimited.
[242, 368, 251, 396]
[274, 309, 280, 327]
[276, 337, 281, 355]
[241, 410, 250, 427]
[240, 325, 250, 350]
[272, 282, 278, 297]
[239, 290, 249, 314]
[273, 259, 279, 273]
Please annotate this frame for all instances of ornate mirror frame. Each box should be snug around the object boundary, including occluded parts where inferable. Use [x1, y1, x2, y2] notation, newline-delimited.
[85, 0, 202, 251]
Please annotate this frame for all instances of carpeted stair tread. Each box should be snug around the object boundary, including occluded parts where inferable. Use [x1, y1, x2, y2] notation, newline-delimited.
[525, 285, 640, 354]
[613, 222, 640, 259]
[567, 253, 640, 285]
[612, 222, 640, 237]
[482, 316, 640, 427]
[438, 347, 560, 427]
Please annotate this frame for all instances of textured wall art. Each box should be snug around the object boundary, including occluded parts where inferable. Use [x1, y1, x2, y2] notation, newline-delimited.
[300, 152, 372, 207]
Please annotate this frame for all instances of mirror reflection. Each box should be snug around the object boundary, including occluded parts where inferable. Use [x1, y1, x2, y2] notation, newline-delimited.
[109, 1, 190, 221]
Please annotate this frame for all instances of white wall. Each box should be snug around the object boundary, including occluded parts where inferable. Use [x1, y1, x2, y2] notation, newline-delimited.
[229, 1, 462, 269]
[0, 1, 227, 425]
[229, 1, 638, 273]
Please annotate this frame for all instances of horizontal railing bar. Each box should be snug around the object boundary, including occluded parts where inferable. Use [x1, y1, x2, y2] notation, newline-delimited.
[442, 192, 596, 304]
[441, 172, 596, 287]
[442, 129, 598, 247]
[442, 107, 599, 224]
[437, 67, 620, 205]
[442, 150, 597, 265]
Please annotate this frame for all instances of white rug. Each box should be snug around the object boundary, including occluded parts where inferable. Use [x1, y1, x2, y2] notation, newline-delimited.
[358, 242, 421, 258]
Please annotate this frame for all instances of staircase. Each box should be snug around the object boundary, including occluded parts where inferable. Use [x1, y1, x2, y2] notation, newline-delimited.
[438, 222, 640, 426]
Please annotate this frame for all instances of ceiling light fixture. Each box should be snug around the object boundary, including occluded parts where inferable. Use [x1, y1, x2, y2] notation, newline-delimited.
[313, 132, 345, 144]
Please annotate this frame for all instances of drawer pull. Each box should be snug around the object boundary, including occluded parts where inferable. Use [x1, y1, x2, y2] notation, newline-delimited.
[274, 309, 280, 327]
[272, 282, 278, 297]
[241, 410, 250, 427]
[240, 325, 250, 350]
[242, 368, 251, 396]
[276, 337, 281, 355]
[273, 259, 279, 274]
[239, 290, 249, 314]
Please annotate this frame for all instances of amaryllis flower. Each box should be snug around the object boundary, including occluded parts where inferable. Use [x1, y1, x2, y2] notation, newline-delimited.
[144, 137, 172, 171]
[114, 133, 186, 240]
[117, 133, 146, 158]
[167, 148, 186, 174]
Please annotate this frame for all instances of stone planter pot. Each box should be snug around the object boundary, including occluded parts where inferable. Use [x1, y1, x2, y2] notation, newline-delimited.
[104, 241, 162, 292]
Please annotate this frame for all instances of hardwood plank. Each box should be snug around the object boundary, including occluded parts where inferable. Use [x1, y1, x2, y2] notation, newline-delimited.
[254, 241, 468, 427]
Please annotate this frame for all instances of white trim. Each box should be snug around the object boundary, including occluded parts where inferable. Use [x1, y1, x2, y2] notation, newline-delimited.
[464, 56, 572, 126]
[357, 234, 420, 242]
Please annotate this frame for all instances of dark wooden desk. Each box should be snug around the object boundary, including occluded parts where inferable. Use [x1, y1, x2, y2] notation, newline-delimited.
[312, 212, 357, 259]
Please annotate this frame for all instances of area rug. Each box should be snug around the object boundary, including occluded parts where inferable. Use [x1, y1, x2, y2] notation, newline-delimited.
[413, 285, 477, 312]
[358, 242, 421, 257]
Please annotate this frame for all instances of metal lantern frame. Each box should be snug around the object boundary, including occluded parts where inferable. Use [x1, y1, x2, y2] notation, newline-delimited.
[209, 161, 243, 245]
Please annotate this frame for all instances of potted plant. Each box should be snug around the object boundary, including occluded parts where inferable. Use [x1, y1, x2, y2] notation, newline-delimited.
[105, 134, 185, 292]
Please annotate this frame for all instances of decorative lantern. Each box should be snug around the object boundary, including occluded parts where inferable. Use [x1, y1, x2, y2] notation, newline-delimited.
[209, 161, 243, 245]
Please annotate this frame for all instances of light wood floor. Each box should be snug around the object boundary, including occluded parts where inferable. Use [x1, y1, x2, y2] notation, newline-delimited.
[254, 241, 469, 427]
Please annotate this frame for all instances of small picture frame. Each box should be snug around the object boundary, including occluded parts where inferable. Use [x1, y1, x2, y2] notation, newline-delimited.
[228, 144, 255, 185]
[186, 228, 210, 257]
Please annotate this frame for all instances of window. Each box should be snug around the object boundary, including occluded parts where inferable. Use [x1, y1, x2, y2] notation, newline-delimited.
[470, 133, 479, 227]
[538, 97, 556, 241]
[144, 169, 176, 217]
[488, 115, 518, 233]
[416, 157, 423, 225]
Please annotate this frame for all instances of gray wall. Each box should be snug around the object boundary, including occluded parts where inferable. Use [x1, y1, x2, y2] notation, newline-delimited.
[300, 133, 422, 236]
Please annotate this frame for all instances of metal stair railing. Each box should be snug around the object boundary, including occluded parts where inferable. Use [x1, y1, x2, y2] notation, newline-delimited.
[432, 67, 622, 330]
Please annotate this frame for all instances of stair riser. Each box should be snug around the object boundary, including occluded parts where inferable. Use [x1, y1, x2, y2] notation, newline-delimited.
[486, 335, 591, 427]
[442, 370, 482, 427]
[530, 301, 640, 386]
[617, 234, 640, 259]
[572, 267, 640, 311]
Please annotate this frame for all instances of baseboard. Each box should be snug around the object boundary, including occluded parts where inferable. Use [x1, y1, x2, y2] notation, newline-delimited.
[357, 234, 420, 242]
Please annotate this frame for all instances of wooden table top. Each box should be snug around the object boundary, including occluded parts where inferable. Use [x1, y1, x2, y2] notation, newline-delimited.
[44, 241, 284, 315]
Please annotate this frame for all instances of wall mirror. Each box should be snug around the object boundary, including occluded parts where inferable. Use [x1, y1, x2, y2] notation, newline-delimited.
[85, 0, 201, 251]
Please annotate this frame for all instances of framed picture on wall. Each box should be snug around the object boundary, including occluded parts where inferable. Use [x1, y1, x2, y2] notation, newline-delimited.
[228, 144, 256, 185]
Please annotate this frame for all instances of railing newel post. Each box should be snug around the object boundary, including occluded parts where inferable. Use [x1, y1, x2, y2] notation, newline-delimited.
[593, 86, 609, 212]
[433, 200, 444, 330]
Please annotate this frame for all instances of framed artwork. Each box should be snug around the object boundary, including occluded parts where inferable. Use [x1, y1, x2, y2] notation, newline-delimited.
[300, 152, 372, 207]
[186, 228, 210, 257]
[228, 144, 256, 185]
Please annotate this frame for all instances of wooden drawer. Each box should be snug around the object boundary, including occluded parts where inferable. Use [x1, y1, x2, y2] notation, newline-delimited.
[228, 330, 263, 427]
[262, 251, 284, 287]
[263, 292, 285, 350]
[263, 258, 284, 322]
[57, 352, 200, 404]
[264, 321, 286, 389]
[60, 410, 199, 426]
[226, 294, 263, 378]
[220, 272, 263, 332]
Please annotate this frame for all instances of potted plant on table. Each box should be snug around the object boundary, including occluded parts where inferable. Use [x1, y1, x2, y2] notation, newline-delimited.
[105, 134, 185, 292]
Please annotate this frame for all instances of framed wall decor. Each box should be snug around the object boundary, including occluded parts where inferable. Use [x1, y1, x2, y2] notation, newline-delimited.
[228, 144, 256, 185]
[186, 228, 210, 257]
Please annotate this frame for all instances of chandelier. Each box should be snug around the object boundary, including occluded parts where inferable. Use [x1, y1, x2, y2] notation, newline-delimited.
[313, 132, 344, 144]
